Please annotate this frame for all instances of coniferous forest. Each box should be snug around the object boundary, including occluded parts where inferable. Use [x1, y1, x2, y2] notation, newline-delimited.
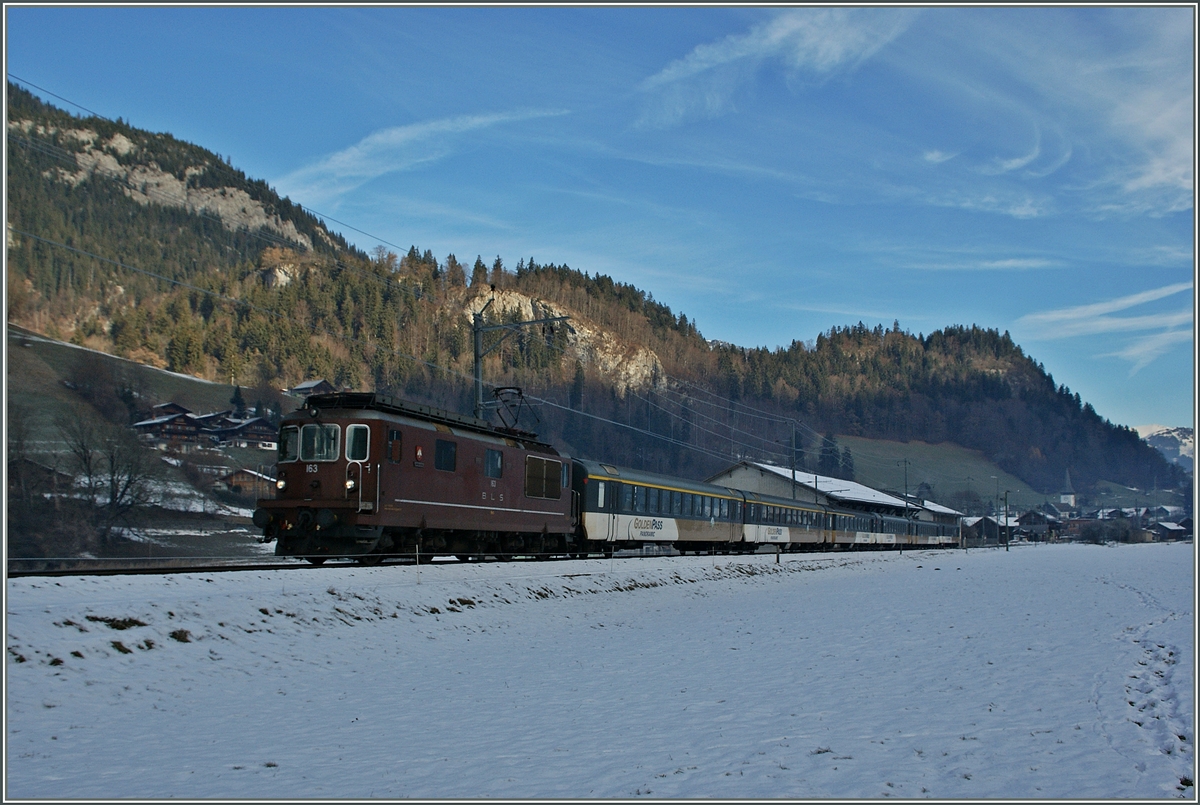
[5, 81, 1186, 498]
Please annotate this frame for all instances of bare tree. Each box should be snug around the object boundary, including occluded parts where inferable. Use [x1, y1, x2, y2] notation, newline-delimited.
[55, 408, 159, 547]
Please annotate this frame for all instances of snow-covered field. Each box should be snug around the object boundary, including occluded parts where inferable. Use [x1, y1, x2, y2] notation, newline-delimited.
[5, 542, 1194, 799]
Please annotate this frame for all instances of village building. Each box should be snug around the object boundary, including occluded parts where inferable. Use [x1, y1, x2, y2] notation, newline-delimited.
[289, 379, 336, 397]
[705, 461, 913, 518]
[132, 404, 277, 452]
[1152, 521, 1188, 541]
[215, 468, 275, 497]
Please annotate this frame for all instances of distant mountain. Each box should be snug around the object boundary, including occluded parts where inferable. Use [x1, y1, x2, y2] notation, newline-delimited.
[5, 80, 1187, 496]
[1136, 426, 1194, 474]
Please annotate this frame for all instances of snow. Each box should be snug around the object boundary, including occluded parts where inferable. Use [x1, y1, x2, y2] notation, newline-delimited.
[5, 543, 1194, 799]
[749, 461, 911, 508]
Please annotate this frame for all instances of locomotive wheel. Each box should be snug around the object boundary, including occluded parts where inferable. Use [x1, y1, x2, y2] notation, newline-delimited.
[356, 553, 383, 566]
[456, 554, 471, 563]
[305, 556, 327, 566]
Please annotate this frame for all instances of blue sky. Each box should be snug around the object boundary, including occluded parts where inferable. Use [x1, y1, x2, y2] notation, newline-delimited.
[6, 6, 1195, 429]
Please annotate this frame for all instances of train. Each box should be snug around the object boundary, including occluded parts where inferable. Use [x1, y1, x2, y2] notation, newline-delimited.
[253, 392, 958, 564]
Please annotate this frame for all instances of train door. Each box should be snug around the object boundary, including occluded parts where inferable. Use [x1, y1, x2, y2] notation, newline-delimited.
[725, 496, 739, 544]
[597, 480, 617, 541]
[345, 423, 378, 513]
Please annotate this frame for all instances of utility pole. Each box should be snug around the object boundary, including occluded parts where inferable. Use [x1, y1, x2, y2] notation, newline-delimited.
[900, 458, 911, 542]
[472, 293, 569, 419]
[1004, 490, 1011, 551]
[790, 421, 797, 500]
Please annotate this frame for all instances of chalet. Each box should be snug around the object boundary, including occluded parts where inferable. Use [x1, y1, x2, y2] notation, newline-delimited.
[962, 515, 1019, 546]
[1018, 509, 1061, 540]
[215, 468, 275, 497]
[1152, 521, 1187, 541]
[290, 379, 336, 397]
[132, 410, 206, 452]
[7, 458, 74, 496]
[205, 416, 278, 450]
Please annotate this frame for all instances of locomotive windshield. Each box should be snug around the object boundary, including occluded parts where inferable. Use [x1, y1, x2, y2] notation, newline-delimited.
[300, 424, 340, 461]
[279, 426, 299, 462]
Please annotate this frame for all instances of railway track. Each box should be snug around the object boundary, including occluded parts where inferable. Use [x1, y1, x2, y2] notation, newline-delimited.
[5, 546, 794, 578]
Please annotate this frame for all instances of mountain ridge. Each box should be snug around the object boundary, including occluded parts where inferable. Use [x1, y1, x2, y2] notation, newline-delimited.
[4, 80, 1186, 498]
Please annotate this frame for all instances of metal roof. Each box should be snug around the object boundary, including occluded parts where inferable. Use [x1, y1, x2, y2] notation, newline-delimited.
[739, 462, 910, 508]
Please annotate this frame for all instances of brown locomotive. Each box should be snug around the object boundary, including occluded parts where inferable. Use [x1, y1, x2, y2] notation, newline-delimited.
[253, 393, 580, 564]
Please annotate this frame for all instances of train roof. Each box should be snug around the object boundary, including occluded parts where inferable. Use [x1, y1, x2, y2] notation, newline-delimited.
[299, 392, 558, 453]
[573, 458, 741, 498]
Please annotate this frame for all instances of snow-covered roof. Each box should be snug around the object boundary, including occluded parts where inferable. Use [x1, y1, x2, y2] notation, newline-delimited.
[963, 515, 1019, 528]
[896, 494, 962, 516]
[221, 468, 275, 482]
[292, 379, 334, 392]
[132, 413, 190, 428]
[747, 462, 909, 508]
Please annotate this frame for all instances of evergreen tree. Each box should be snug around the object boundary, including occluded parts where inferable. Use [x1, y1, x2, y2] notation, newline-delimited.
[230, 385, 246, 416]
[444, 254, 466, 287]
[819, 432, 841, 477]
[570, 360, 585, 410]
[840, 448, 855, 482]
[470, 256, 488, 287]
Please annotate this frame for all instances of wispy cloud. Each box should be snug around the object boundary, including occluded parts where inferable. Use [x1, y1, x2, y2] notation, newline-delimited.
[923, 150, 957, 164]
[274, 109, 569, 204]
[1017, 281, 1194, 373]
[1102, 328, 1194, 375]
[637, 8, 916, 127]
[907, 256, 1063, 271]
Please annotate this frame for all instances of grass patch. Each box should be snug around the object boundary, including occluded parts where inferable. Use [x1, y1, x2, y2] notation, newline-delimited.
[111, 641, 133, 654]
[86, 615, 147, 630]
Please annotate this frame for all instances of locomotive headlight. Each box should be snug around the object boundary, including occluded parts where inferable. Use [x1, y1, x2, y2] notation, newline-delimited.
[276, 479, 287, 491]
[345, 479, 357, 491]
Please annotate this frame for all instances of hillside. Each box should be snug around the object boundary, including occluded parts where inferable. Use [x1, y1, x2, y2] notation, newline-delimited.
[5, 81, 1186, 499]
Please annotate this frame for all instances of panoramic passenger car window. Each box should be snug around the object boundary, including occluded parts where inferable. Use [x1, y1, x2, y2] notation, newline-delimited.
[279, 426, 299, 462]
[300, 424, 339, 462]
[435, 439, 457, 472]
[346, 424, 369, 461]
[621, 484, 633, 512]
[485, 449, 503, 478]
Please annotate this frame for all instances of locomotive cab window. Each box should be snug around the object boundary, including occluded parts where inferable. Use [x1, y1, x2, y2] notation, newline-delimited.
[279, 426, 299, 462]
[485, 449, 503, 478]
[300, 424, 339, 462]
[346, 425, 369, 462]
[435, 439, 457, 472]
